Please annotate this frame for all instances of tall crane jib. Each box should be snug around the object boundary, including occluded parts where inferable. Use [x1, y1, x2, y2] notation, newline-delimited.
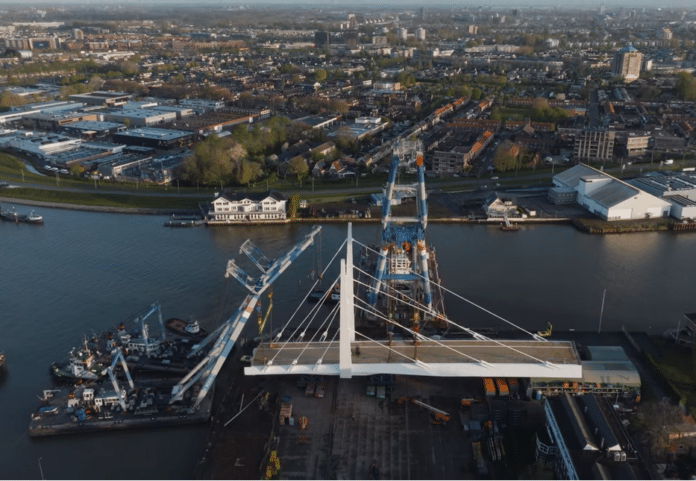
[367, 141, 433, 320]
[169, 226, 321, 412]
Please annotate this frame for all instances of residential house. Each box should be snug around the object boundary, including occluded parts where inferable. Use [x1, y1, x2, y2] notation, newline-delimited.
[484, 194, 518, 218]
[209, 190, 287, 222]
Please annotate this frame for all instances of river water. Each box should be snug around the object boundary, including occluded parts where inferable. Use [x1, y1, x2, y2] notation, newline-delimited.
[1, 206, 695, 479]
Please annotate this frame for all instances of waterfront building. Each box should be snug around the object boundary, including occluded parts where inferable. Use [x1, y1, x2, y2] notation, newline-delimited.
[209, 190, 287, 222]
[553, 164, 671, 221]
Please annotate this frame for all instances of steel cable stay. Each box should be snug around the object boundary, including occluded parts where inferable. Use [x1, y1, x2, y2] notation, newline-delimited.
[353, 330, 422, 365]
[352, 267, 552, 366]
[317, 325, 342, 368]
[268, 239, 346, 343]
[353, 296, 484, 364]
[269, 300, 340, 368]
[266, 274, 340, 367]
[352, 238, 546, 342]
[287, 303, 341, 368]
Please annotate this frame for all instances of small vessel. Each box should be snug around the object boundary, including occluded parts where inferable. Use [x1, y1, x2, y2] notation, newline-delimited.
[328, 284, 340, 303]
[164, 214, 203, 227]
[51, 339, 107, 381]
[0, 204, 43, 224]
[21, 211, 43, 224]
[165, 318, 207, 338]
[0, 351, 5, 372]
[0, 206, 19, 222]
[307, 290, 326, 303]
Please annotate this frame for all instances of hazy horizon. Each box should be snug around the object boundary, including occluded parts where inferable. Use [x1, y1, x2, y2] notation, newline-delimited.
[1, 0, 696, 9]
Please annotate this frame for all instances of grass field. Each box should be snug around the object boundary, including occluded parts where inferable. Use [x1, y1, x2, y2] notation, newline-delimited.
[1, 187, 207, 210]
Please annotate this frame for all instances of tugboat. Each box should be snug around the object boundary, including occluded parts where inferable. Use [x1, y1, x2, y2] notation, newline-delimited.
[20, 210, 43, 224]
[50, 339, 108, 381]
[165, 318, 207, 338]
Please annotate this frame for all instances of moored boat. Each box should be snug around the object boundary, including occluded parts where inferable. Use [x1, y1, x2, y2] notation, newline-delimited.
[50, 341, 107, 381]
[0, 204, 43, 224]
[307, 289, 326, 303]
[165, 318, 207, 338]
[21, 211, 43, 224]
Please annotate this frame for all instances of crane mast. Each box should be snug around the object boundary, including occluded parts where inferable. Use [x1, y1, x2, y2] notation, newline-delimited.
[367, 141, 433, 325]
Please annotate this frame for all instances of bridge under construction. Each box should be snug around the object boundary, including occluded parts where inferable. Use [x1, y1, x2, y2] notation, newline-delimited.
[244, 141, 582, 381]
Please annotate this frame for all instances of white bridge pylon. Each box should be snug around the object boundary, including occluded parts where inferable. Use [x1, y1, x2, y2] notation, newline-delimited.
[244, 224, 582, 380]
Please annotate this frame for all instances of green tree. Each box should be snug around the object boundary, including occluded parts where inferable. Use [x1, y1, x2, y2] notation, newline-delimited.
[314, 69, 327, 83]
[492, 142, 520, 172]
[179, 134, 241, 186]
[676, 72, 696, 101]
[0, 91, 28, 110]
[69, 164, 85, 177]
[288, 155, 308, 179]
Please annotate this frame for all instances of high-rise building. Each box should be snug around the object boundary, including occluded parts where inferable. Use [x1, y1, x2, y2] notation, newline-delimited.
[344, 30, 359, 49]
[348, 14, 357, 30]
[398, 27, 408, 42]
[72, 28, 83, 40]
[415, 27, 426, 41]
[315, 31, 329, 48]
[419, 7, 425, 22]
[612, 44, 642, 82]
[468, 25, 478, 35]
[661, 28, 673, 41]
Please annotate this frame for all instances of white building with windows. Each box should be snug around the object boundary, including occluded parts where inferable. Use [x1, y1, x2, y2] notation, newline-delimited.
[209, 190, 287, 223]
[553, 164, 671, 220]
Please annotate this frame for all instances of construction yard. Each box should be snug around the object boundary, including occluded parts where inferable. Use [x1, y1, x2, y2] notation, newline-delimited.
[274, 375, 545, 480]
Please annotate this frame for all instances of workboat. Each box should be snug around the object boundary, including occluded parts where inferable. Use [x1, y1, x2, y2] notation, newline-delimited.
[22, 210, 43, 224]
[0, 205, 43, 224]
[307, 289, 326, 303]
[165, 318, 207, 338]
[50, 339, 108, 381]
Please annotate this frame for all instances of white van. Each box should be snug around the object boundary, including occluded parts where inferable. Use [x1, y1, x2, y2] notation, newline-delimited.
[665, 159, 674, 165]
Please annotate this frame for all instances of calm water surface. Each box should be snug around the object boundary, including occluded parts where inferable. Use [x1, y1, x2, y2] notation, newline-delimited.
[0, 207, 694, 479]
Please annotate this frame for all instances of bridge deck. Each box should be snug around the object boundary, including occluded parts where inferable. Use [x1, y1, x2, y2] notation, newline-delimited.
[246, 339, 582, 379]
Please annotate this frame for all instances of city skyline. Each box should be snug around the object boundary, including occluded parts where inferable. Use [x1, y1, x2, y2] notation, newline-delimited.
[1, 1, 696, 9]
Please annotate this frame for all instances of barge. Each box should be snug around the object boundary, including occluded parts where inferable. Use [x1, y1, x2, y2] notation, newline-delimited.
[29, 382, 213, 437]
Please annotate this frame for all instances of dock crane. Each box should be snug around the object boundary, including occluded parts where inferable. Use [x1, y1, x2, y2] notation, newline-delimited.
[136, 303, 166, 357]
[107, 349, 134, 412]
[170, 226, 322, 412]
[367, 140, 434, 325]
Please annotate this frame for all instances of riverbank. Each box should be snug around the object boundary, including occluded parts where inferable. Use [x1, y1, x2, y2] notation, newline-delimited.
[571, 217, 696, 234]
[3, 192, 696, 236]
